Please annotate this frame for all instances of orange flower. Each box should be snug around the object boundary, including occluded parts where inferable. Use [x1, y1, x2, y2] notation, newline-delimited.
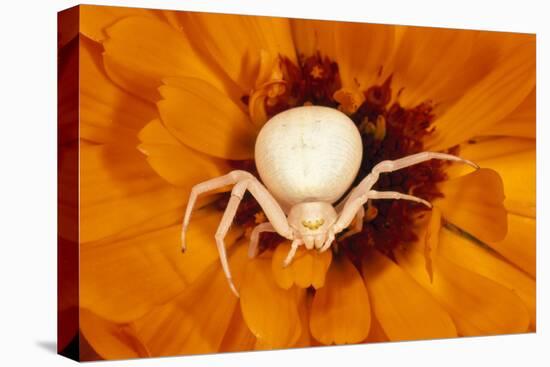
[72, 5, 535, 360]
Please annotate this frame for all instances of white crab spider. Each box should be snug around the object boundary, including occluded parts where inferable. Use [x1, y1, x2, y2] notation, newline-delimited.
[181, 106, 478, 296]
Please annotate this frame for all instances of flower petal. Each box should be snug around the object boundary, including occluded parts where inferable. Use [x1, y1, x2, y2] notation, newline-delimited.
[219, 304, 257, 353]
[310, 255, 371, 345]
[362, 249, 457, 341]
[447, 138, 535, 173]
[80, 144, 187, 243]
[180, 12, 297, 90]
[487, 213, 536, 278]
[103, 16, 235, 102]
[271, 242, 332, 289]
[391, 26, 477, 110]
[294, 290, 313, 347]
[240, 255, 302, 348]
[255, 290, 311, 350]
[80, 207, 242, 323]
[80, 308, 148, 360]
[426, 39, 535, 151]
[438, 228, 536, 330]
[138, 119, 230, 186]
[271, 243, 294, 290]
[395, 237, 530, 336]
[480, 88, 535, 139]
[444, 140, 536, 218]
[424, 207, 442, 282]
[80, 4, 161, 42]
[158, 78, 258, 160]
[80, 36, 157, 144]
[477, 150, 536, 218]
[435, 168, 507, 243]
[291, 19, 394, 89]
[365, 315, 389, 343]
[133, 244, 248, 356]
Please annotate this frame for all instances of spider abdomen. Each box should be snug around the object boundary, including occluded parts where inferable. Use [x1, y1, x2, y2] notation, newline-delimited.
[255, 106, 363, 207]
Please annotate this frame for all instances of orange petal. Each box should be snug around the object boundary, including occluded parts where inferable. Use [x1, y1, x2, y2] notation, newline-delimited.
[447, 138, 535, 176]
[435, 168, 507, 243]
[294, 290, 313, 348]
[438, 228, 536, 330]
[395, 238, 530, 336]
[365, 315, 389, 343]
[80, 144, 187, 242]
[390, 26, 478, 110]
[158, 78, 258, 160]
[444, 140, 536, 218]
[426, 38, 535, 151]
[240, 256, 302, 348]
[424, 207, 442, 282]
[80, 207, 242, 323]
[80, 36, 157, 144]
[133, 244, 248, 356]
[138, 119, 230, 186]
[480, 88, 535, 139]
[181, 12, 297, 90]
[219, 304, 257, 353]
[255, 288, 311, 350]
[477, 150, 535, 218]
[272, 242, 332, 290]
[487, 213, 536, 278]
[80, 308, 148, 360]
[271, 243, 294, 289]
[310, 256, 371, 345]
[80, 4, 161, 42]
[103, 16, 235, 102]
[362, 249, 457, 341]
[291, 19, 394, 89]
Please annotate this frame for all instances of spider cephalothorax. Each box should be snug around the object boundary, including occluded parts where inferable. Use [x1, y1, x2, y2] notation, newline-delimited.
[181, 106, 478, 296]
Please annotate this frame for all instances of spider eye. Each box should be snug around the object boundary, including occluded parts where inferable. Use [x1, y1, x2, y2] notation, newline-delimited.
[301, 218, 325, 230]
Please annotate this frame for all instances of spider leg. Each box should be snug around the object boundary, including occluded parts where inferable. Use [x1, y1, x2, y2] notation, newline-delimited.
[368, 190, 432, 208]
[371, 152, 478, 175]
[248, 222, 276, 258]
[181, 170, 255, 251]
[246, 178, 294, 240]
[319, 230, 335, 253]
[186, 171, 294, 296]
[283, 238, 303, 267]
[332, 152, 477, 235]
[339, 205, 365, 240]
[215, 181, 248, 297]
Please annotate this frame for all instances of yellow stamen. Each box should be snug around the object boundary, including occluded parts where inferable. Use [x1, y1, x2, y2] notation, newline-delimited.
[254, 211, 266, 224]
[365, 201, 378, 222]
[334, 88, 366, 115]
[358, 115, 386, 140]
[359, 118, 376, 135]
[248, 51, 287, 126]
[374, 115, 386, 140]
[310, 65, 324, 79]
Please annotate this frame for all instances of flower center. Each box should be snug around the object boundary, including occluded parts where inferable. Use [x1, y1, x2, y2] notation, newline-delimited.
[224, 53, 450, 266]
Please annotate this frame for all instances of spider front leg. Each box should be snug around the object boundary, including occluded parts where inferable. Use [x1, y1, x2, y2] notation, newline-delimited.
[343, 152, 478, 208]
[330, 151, 478, 241]
[283, 238, 303, 267]
[215, 181, 248, 296]
[181, 171, 249, 251]
[368, 190, 432, 208]
[339, 205, 365, 240]
[181, 170, 293, 297]
[248, 222, 276, 258]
